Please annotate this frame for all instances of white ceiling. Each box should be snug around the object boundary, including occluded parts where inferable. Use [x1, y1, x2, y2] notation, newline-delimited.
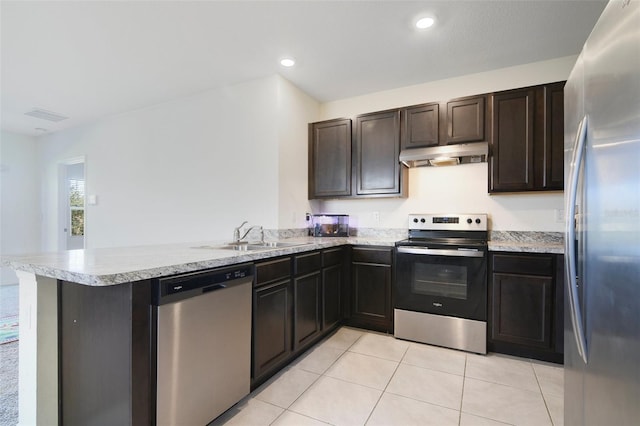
[1, 1, 607, 136]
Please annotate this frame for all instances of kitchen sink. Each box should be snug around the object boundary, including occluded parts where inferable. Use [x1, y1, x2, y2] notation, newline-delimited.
[192, 241, 308, 251]
[252, 241, 306, 248]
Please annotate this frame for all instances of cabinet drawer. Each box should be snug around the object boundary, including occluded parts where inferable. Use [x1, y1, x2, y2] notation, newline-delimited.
[255, 257, 291, 286]
[352, 247, 393, 265]
[294, 252, 321, 276]
[492, 253, 554, 276]
[322, 247, 345, 267]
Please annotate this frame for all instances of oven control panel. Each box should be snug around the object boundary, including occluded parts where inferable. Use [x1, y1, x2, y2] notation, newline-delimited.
[408, 214, 487, 231]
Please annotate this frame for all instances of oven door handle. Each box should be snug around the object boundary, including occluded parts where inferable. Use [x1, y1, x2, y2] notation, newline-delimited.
[396, 246, 485, 258]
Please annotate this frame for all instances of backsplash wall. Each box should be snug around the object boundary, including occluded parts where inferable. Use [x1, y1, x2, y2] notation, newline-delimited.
[315, 163, 564, 232]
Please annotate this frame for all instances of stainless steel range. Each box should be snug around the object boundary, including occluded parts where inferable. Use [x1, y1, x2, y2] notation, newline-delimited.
[394, 213, 488, 354]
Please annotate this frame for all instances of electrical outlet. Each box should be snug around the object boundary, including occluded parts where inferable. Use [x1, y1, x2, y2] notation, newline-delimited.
[372, 211, 380, 224]
[555, 209, 564, 223]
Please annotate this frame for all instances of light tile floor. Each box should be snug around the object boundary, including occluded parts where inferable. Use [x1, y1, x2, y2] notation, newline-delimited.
[212, 327, 564, 426]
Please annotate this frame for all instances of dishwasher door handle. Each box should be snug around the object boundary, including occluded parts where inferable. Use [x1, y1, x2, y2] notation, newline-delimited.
[203, 284, 226, 293]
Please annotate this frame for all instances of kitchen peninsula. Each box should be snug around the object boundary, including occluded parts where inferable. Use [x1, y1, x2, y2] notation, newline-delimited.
[3, 232, 562, 425]
[3, 235, 394, 426]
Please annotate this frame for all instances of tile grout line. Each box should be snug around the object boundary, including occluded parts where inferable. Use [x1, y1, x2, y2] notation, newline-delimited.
[249, 327, 563, 426]
[463, 354, 549, 394]
[361, 340, 410, 426]
[397, 358, 467, 378]
[458, 353, 522, 426]
[364, 341, 469, 417]
[460, 353, 538, 426]
[461, 375, 545, 394]
[264, 372, 324, 425]
[271, 331, 366, 425]
[531, 359, 556, 426]
[268, 407, 332, 426]
[458, 354, 467, 425]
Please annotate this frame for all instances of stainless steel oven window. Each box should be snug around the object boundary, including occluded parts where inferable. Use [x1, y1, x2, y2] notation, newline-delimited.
[412, 263, 468, 299]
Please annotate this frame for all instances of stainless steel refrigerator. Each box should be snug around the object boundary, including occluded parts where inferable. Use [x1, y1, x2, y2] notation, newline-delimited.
[564, 1, 640, 425]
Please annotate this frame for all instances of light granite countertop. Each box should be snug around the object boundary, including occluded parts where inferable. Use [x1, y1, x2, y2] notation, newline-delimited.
[1, 237, 397, 287]
[2, 230, 565, 287]
[488, 241, 564, 254]
[488, 231, 564, 255]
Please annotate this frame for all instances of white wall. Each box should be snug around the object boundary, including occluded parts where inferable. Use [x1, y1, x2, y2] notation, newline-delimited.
[0, 131, 41, 284]
[37, 75, 318, 250]
[316, 56, 576, 232]
[275, 76, 320, 229]
[5, 56, 576, 255]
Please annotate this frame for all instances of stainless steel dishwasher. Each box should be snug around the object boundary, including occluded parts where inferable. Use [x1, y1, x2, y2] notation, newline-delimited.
[153, 263, 253, 426]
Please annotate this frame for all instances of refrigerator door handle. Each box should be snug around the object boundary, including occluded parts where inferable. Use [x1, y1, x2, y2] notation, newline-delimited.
[565, 114, 589, 364]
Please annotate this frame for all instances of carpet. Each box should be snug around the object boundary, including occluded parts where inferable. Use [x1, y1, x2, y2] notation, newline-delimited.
[0, 340, 19, 426]
[0, 316, 18, 345]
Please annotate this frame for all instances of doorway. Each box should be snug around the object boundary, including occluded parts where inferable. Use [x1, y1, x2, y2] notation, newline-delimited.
[60, 160, 85, 250]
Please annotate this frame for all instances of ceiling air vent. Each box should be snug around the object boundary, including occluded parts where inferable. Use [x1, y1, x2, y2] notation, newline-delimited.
[24, 108, 69, 122]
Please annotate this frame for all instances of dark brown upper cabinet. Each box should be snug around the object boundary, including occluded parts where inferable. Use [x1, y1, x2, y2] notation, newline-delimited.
[308, 118, 352, 199]
[400, 95, 488, 150]
[489, 82, 565, 193]
[490, 88, 536, 191]
[445, 95, 487, 144]
[400, 102, 439, 149]
[542, 82, 565, 190]
[354, 110, 407, 197]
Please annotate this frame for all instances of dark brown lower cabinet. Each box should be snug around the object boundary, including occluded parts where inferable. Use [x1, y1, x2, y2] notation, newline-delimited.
[491, 272, 553, 347]
[321, 247, 346, 330]
[252, 248, 347, 387]
[59, 280, 151, 426]
[294, 271, 322, 351]
[252, 278, 293, 381]
[252, 257, 293, 383]
[348, 246, 393, 333]
[322, 264, 343, 329]
[488, 252, 564, 363]
[293, 251, 322, 352]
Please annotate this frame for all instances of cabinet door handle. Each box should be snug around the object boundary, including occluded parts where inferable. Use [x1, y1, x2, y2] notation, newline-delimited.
[564, 114, 588, 364]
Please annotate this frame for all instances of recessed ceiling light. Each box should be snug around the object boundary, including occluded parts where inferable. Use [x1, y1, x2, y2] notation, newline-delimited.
[280, 58, 295, 67]
[416, 16, 436, 29]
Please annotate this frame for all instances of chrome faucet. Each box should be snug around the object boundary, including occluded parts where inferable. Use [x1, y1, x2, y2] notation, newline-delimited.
[233, 221, 264, 243]
[233, 221, 248, 242]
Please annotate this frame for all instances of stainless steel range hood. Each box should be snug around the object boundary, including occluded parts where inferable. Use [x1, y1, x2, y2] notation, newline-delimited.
[399, 142, 488, 167]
